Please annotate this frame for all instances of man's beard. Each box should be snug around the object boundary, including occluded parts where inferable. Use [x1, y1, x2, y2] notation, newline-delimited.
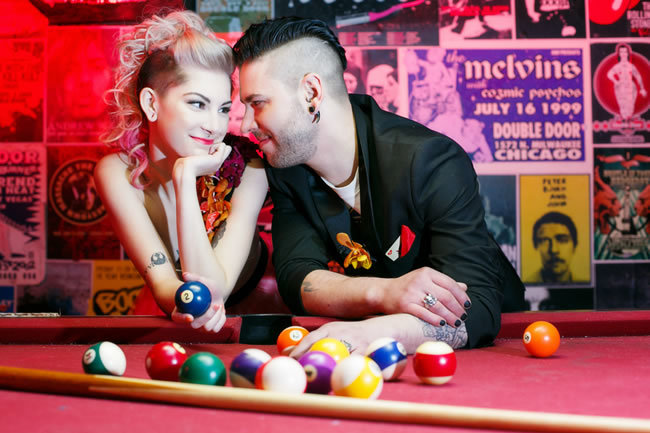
[266, 111, 318, 168]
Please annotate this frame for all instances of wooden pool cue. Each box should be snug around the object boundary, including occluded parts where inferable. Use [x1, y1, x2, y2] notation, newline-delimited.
[1, 365, 649, 433]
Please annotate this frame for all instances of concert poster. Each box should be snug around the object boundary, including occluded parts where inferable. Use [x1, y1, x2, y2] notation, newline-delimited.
[589, 0, 650, 38]
[405, 47, 585, 163]
[91, 260, 144, 316]
[0, 39, 44, 143]
[477, 175, 517, 269]
[198, 0, 271, 33]
[595, 262, 650, 309]
[520, 175, 591, 286]
[515, 0, 586, 38]
[594, 147, 650, 260]
[46, 144, 121, 260]
[0, 285, 15, 313]
[438, 0, 513, 42]
[0, 144, 46, 286]
[46, 26, 121, 143]
[16, 260, 92, 315]
[275, 0, 438, 46]
[591, 42, 650, 145]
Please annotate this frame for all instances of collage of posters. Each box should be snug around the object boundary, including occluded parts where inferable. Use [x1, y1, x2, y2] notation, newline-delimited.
[1, 0, 649, 314]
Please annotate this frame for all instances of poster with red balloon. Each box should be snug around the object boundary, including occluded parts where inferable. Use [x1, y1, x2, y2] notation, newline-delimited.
[591, 42, 650, 145]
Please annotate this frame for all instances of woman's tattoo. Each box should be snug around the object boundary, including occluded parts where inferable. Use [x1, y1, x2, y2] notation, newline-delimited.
[144, 251, 167, 275]
[302, 281, 317, 293]
[420, 319, 469, 349]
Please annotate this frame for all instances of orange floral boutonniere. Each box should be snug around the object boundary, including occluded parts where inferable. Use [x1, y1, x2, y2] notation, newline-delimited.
[336, 233, 372, 270]
[198, 176, 231, 242]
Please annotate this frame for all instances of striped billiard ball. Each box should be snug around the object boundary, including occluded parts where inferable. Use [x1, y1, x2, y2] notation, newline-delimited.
[413, 341, 456, 385]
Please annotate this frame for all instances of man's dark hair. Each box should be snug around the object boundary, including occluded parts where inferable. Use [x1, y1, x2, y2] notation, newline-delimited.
[233, 16, 347, 70]
[532, 211, 578, 247]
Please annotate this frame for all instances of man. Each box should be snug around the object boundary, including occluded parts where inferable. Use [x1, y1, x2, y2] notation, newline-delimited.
[527, 211, 577, 283]
[233, 17, 526, 354]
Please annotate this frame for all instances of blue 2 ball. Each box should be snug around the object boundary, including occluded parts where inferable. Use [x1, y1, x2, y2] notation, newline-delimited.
[175, 281, 211, 317]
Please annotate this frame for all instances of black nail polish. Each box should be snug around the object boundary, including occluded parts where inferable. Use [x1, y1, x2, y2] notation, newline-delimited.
[464, 300, 472, 309]
[454, 319, 462, 327]
[461, 313, 468, 321]
[439, 320, 446, 326]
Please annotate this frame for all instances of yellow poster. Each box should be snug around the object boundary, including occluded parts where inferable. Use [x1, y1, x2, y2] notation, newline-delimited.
[520, 175, 591, 285]
[91, 260, 144, 315]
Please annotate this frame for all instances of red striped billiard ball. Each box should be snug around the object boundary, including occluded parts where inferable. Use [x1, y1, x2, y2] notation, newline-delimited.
[413, 341, 457, 385]
[523, 321, 560, 358]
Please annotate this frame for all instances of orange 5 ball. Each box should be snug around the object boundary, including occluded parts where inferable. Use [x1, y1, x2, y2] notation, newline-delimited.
[523, 321, 560, 358]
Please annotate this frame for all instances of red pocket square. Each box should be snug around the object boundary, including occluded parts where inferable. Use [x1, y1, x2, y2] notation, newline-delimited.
[400, 225, 416, 257]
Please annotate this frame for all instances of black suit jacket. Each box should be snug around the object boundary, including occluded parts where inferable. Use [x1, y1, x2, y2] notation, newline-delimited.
[266, 94, 526, 348]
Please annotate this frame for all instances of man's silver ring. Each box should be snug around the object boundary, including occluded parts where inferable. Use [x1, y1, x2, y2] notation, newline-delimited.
[423, 293, 437, 308]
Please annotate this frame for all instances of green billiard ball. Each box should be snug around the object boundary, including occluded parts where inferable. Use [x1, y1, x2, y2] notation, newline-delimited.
[82, 341, 127, 376]
[178, 352, 226, 386]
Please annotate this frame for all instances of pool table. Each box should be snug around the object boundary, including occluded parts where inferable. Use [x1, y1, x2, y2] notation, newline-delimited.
[1, 311, 650, 433]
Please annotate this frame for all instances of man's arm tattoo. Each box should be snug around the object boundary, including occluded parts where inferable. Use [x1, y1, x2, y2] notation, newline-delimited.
[420, 319, 469, 349]
[144, 251, 167, 276]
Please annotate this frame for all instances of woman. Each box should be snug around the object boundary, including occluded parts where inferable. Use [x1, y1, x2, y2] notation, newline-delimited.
[95, 10, 268, 333]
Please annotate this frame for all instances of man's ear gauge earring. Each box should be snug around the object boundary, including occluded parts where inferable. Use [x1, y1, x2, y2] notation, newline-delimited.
[309, 106, 315, 114]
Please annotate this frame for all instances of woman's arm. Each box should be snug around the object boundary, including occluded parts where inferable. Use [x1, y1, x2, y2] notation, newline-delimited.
[94, 154, 182, 314]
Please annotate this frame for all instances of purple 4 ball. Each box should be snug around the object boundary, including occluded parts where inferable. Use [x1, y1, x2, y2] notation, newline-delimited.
[298, 350, 337, 394]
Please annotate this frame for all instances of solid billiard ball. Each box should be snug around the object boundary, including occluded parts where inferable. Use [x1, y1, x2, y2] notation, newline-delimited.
[413, 341, 456, 385]
[255, 356, 307, 394]
[331, 354, 383, 399]
[276, 326, 309, 355]
[145, 341, 188, 381]
[365, 337, 408, 381]
[523, 321, 560, 358]
[178, 352, 226, 386]
[230, 348, 271, 388]
[298, 350, 337, 394]
[82, 341, 127, 376]
[175, 281, 211, 317]
[309, 338, 350, 363]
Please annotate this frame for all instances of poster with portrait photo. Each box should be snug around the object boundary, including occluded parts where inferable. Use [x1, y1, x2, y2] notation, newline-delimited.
[91, 260, 144, 316]
[16, 260, 92, 315]
[589, 0, 650, 38]
[46, 26, 121, 143]
[594, 147, 650, 260]
[198, 0, 271, 33]
[344, 48, 403, 115]
[520, 175, 591, 286]
[0, 144, 46, 286]
[404, 47, 585, 164]
[47, 145, 120, 260]
[0, 39, 44, 142]
[515, 0, 585, 38]
[592, 42, 650, 145]
[275, 0, 438, 46]
[477, 175, 518, 269]
[439, 0, 513, 43]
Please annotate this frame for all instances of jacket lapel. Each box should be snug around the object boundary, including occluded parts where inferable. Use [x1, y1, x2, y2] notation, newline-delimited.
[308, 174, 352, 258]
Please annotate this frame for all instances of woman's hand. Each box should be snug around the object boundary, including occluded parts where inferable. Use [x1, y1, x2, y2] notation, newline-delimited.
[171, 272, 227, 333]
[173, 142, 232, 179]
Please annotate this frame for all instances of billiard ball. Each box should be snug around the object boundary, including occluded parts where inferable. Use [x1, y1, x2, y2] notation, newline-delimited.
[277, 326, 309, 355]
[230, 348, 271, 388]
[145, 341, 188, 381]
[178, 352, 226, 386]
[175, 281, 211, 317]
[82, 341, 126, 376]
[365, 337, 407, 381]
[331, 354, 383, 399]
[309, 338, 350, 363]
[523, 321, 560, 358]
[255, 356, 307, 394]
[298, 350, 336, 394]
[413, 341, 456, 385]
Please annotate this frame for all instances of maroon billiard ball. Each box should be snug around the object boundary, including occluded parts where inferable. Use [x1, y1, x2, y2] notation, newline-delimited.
[145, 341, 188, 381]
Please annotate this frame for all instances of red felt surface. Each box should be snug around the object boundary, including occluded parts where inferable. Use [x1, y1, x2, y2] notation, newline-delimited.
[2, 330, 650, 433]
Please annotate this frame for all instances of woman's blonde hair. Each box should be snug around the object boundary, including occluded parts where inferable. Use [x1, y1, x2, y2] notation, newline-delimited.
[103, 10, 234, 188]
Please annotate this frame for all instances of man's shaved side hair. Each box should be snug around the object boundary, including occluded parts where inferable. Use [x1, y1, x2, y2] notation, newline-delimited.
[233, 17, 349, 98]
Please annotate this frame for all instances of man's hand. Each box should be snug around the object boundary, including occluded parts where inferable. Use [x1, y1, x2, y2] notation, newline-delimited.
[171, 272, 226, 333]
[375, 267, 470, 329]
